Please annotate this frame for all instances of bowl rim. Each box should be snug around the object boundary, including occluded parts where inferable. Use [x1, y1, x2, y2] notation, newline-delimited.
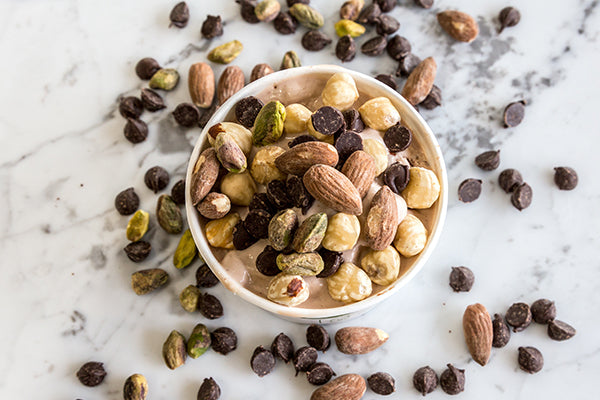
[185, 64, 448, 320]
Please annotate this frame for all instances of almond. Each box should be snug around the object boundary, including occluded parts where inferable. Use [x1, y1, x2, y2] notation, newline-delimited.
[463, 303, 493, 366]
[335, 327, 389, 354]
[365, 186, 399, 250]
[275, 141, 339, 176]
[341, 150, 377, 198]
[437, 10, 479, 43]
[303, 164, 362, 215]
[250, 63, 275, 82]
[190, 148, 220, 205]
[188, 62, 215, 109]
[311, 374, 366, 400]
[401, 57, 437, 106]
[217, 66, 245, 106]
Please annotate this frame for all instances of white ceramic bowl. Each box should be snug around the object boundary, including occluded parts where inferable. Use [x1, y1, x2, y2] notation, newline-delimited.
[186, 65, 448, 324]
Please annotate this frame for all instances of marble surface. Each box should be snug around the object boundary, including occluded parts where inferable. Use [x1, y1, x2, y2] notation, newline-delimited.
[1, 0, 599, 398]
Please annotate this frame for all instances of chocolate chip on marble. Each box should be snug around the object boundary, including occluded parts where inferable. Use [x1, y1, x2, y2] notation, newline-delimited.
[506, 302, 532, 332]
[251, 346, 276, 377]
[233, 220, 259, 250]
[396, 53, 422, 77]
[288, 134, 318, 148]
[503, 100, 526, 128]
[306, 325, 330, 352]
[256, 245, 281, 276]
[244, 209, 271, 239]
[420, 85, 442, 110]
[199, 294, 224, 319]
[307, 362, 335, 386]
[384, 125, 412, 153]
[498, 169, 523, 193]
[293, 346, 318, 375]
[317, 249, 344, 278]
[312, 106, 345, 136]
[547, 320, 576, 341]
[518, 346, 543, 373]
[197, 377, 221, 400]
[367, 372, 396, 395]
[124, 241, 152, 262]
[140, 88, 166, 112]
[123, 118, 148, 143]
[135, 57, 161, 80]
[511, 182, 532, 211]
[375, 14, 400, 36]
[249, 193, 277, 214]
[375, 74, 397, 90]
[458, 179, 483, 203]
[414, 0, 434, 9]
[343, 109, 365, 132]
[287, 175, 314, 214]
[211, 327, 237, 355]
[76, 361, 107, 387]
[196, 264, 220, 288]
[271, 332, 295, 363]
[170, 180, 186, 205]
[267, 180, 293, 209]
[173, 102, 200, 127]
[144, 166, 170, 193]
[449, 266, 474, 292]
[492, 313, 511, 348]
[274, 11, 297, 35]
[554, 167, 578, 190]
[302, 30, 332, 51]
[119, 96, 144, 119]
[499, 7, 521, 33]
[475, 150, 501, 171]
[357, 3, 381, 24]
[235, 96, 264, 129]
[237, 0, 260, 24]
[335, 131, 363, 163]
[169, 1, 189, 28]
[361, 36, 388, 56]
[336, 35, 357, 62]
[115, 187, 140, 215]
[440, 364, 465, 395]
[375, 0, 396, 12]
[413, 366, 438, 396]
[531, 299, 556, 324]
[386, 35, 411, 60]
[201, 15, 223, 39]
[383, 162, 410, 194]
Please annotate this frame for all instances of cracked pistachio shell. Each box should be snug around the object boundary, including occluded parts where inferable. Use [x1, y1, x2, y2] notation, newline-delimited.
[162, 330, 187, 370]
[149, 68, 180, 91]
[179, 284, 201, 312]
[131, 268, 169, 295]
[292, 212, 328, 253]
[252, 100, 286, 146]
[123, 374, 148, 400]
[335, 19, 366, 37]
[289, 3, 324, 29]
[268, 209, 298, 251]
[173, 229, 198, 269]
[277, 252, 324, 276]
[156, 194, 183, 234]
[281, 50, 302, 70]
[187, 323, 211, 358]
[126, 210, 149, 242]
[214, 131, 247, 173]
[208, 40, 244, 64]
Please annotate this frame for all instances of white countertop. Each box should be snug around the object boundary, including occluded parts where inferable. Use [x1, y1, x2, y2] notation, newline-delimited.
[1, 0, 599, 398]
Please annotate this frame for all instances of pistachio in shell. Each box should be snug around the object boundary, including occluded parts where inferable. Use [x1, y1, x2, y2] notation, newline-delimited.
[149, 68, 180, 91]
[289, 3, 324, 29]
[131, 268, 169, 295]
[123, 374, 148, 400]
[207, 40, 244, 64]
[187, 323, 212, 358]
[156, 194, 183, 234]
[268, 209, 298, 251]
[277, 252, 324, 276]
[162, 330, 187, 370]
[126, 210, 149, 242]
[179, 285, 201, 312]
[292, 212, 328, 253]
[252, 100, 286, 146]
[214, 132, 247, 173]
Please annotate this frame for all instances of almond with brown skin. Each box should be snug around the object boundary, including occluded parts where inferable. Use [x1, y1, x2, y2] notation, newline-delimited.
[217, 66, 245, 105]
[304, 164, 363, 215]
[250, 63, 275, 82]
[311, 374, 366, 400]
[365, 186, 399, 250]
[188, 62, 215, 109]
[437, 10, 479, 43]
[190, 148, 220, 205]
[401, 57, 437, 106]
[275, 141, 339, 176]
[463, 303, 493, 366]
[335, 327, 389, 354]
[341, 150, 377, 198]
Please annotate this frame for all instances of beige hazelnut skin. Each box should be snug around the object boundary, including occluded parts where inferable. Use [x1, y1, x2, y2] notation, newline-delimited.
[220, 171, 256, 206]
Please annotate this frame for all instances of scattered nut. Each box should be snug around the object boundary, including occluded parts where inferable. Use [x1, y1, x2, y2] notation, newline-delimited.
[335, 326, 389, 354]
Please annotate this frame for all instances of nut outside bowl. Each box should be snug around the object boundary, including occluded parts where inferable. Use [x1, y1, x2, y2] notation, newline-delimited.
[186, 65, 448, 324]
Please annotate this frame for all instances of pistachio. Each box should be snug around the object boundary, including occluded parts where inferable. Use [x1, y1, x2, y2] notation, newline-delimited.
[268, 209, 298, 251]
[277, 252, 325, 276]
[340, 0, 365, 20]
[162, 330, 187, 370]
[187, 323, 211, 358]
[149, 68, 180, 91]
[131, 268, 169, 295]
[252, 100, 286, 146]
[289, 3, 325, 29]
[214, 132, 247, 173]
[156, 194, 183, 234]
[292, 212, 328, 253]
[255, 0, 281, 22]
[335, 19, 366, 37]
[207, 122, 253, 154]
[207, 40, 244, 64]
[126, 210, 149, 242]
[179, 284, 201, 312]
[123, 374, 148, 400]
[281, 50, 302, 70]
[173, 229, 197, 269]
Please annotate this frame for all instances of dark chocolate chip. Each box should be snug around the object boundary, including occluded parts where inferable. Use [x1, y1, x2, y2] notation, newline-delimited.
[235, 96, 264, 129]
[141, 88, 166, 111]
[375, 0, 396, 12]
[288, 134, 318, 148]
[317, 249, 343, 278]
[420, 85, 442, 110]
[475, 150, 500, 171]
[357, 3, 381, 24]
[336, 35, 356, 62]
[492, 313, 511, 348]
[271, 332, 295, 363]
[367, 372, 395, 395]
[274, 11, 297, 35]
[498, 169, 523, 193]
[312, 106, 345, 136]
[287, 175, 314, 214]
[306, 325, 330, 352]
[499, 7, 520, 33]
[503, 100, 526, 128]
[123, 118, 148, 143]
[115, 187, 140, 215]
[302, 30, 332, 52]
[201, 15, 223, 39]
[144, 166, 170, 193]
[211, 327, 237, 355]
[169, 1, 189, 28]
[383, 162, 410, 194]
[518, 346, 543, 373]
[375, 74, 397, 90]
[135, 57, 161, 80]
[554, 167, 578, 190]
[531, 299, 556, 324]
[458, 179, 482, 203]
[414, 0, 434, 9]
[413, 366, 438, 396]
[250, 346, 276, 377]
[547, 320, 576, 341]
[76, 361, 107, 387]
[396, 53, 421, 77]
[237, 0, 260, 24]
[307, 362, 335, 386]
[506, 302, 532, 332]
[196, 264, 220, 288]
[386, 35, 411, 60]
[198, 103, 219, 129]
[249, 193, 277, 214]
[449, 266, 474, 292]
[124, 241, 152, 262]
[440, 364, 465, 395]
[376, 14, 400, 36]
[199, 294, 224, 319]
[361, 36, 387, 56]
[267, 180, 293, 209]
[293, 346, 318, 375]
[173, 102, 200, 127]
[511, 182, 532, 211]
[343, 109, 365, 132]
[233, 220, 259, 250]
[171, 180, 186, 205]
[244, 209, 271, 239]
[384, 124, 412, 153]
[197, 377, 221, 400]
[335, 131, 363, 163]
[287, 0, 309, 5]
[256, 245, 281, 276]
[119, 96, 144, 119]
